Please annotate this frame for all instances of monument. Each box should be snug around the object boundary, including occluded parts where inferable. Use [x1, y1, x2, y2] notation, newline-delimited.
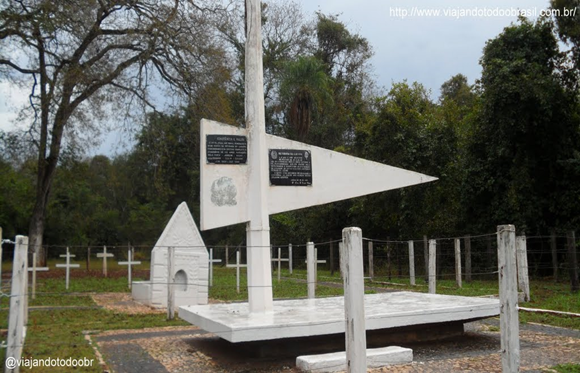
[180, 0, 499, 348]
[133, 202, 209, 308]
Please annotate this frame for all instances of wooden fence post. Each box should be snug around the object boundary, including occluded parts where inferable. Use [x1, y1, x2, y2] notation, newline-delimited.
[465, 235, 472, 282]
[341, 228, 367, 373]
[167, 246, 175, 320]
[6, 235, 28, 373]
[236, 250, 241, 294]
[330, 240, 334, 276]
[516, 235, 530, 302]
[368, 241, 374, 280]
[551, 229, 558, 282]
[408, 240, 415, 286]
[428, 239, 437, 294]
[289, 243, 293, 275]
[387, 242, 392, 281]
[86, 246, 91, 271]
[225, 244, 229, 267]
[277, 247, 281, 283]
[455, 238, 462, 288]
[567, 231, 579, 293]
[307, 242, 315, 299]
[423, 235, 429, 282]
[497, 225, 520, 373]
[487, 235, 494, 277]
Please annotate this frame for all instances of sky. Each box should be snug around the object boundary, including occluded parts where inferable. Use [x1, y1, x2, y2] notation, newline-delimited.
[0, 0, 556, 155]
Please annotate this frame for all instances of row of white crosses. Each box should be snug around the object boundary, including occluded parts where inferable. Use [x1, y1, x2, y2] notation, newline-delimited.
[207, 244, 328, 295]
[51, 246, 141, 290]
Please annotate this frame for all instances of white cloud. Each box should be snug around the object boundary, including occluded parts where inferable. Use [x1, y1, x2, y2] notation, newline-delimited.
[0, 81, 31, 132]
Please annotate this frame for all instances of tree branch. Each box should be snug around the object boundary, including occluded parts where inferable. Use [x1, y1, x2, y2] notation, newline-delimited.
[0, 59, 39, 74]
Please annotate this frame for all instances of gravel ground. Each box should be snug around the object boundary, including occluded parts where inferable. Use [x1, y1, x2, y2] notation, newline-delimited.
[95, 318, 580, 373]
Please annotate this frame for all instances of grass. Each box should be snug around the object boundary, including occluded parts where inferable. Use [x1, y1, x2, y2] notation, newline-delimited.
[549, 364, 580, 373]
[1, 263, 579, 371]
[12, 309, 189, 373]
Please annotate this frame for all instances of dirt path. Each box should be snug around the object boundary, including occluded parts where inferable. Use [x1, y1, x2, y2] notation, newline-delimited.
[94, 317, 579, 373]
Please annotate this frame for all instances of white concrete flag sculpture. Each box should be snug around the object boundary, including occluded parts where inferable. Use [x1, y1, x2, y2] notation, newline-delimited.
[132, 202, 209, 308]
[199, 0, 436, 314]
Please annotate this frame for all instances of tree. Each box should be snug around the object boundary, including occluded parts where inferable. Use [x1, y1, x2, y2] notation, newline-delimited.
[463, 18, 580, 233]
[0, 0, 226, 261]
[279, 56, 332, 140]
[551, 0, 580, 69]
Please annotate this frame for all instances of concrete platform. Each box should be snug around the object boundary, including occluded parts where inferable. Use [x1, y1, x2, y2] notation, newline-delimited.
[179, 292, 500, 343]
[296, 346, 413, 372]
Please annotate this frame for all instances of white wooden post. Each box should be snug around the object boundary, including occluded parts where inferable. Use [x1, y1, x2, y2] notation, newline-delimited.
[497, 225, 520, 373]
[516, 235, 530, 302]
[423, 235, 429, 282]
[465, 235, 472, 282]
[225, 244, 229, 266]
[455, 238, 462, 288]
[209, 248, 213, 287]
[289, 243, 293, 274]
[368, 241, 374, 280]
[167, 246, 175, 320]
[236, 251, 241, 294]
[118, 247, 141, 289]
[27, 252, 48, 300]
[307, 242, 315, 299]
[97, 246, 114, 277]
[341, 228, 367, 373]
[56, 247, 80, 290]
[277, 247, 281, 282]
[408, 240, 415, 286]
[6, 235, 28, 373]
[428, 239, 437, 294]
[338, 242, 344, 279]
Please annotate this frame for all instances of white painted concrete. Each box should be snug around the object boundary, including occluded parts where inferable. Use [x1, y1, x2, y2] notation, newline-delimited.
[200, 119, 438, 231]
[179, 292, 499, 343]
[244, 0, 273, 314]
[296, 346, 413, 373]
[132, 202, 209, 308]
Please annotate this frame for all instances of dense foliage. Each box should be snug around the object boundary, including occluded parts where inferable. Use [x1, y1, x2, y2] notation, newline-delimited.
[1, 4, 579, 251]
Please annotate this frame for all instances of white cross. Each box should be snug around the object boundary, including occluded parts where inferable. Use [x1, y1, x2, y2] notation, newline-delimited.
[118, 247, 141, 289]
[271, 247, 289, 282]
[226, 250, 247, 294]
[208, 248, 223, 287]
[306, 248, 327, 283]
[305, 248, 327, 265]
[96, 246, 114, 277]
[27, 252, 48, 300]
[56, 247, 80, 290]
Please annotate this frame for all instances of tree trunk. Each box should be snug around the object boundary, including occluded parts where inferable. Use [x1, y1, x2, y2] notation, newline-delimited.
[28, 129, 61, 267]
[28, 183, 50, 267]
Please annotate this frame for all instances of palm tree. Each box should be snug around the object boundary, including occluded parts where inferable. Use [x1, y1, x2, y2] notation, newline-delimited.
[279, 56, 333, 141]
